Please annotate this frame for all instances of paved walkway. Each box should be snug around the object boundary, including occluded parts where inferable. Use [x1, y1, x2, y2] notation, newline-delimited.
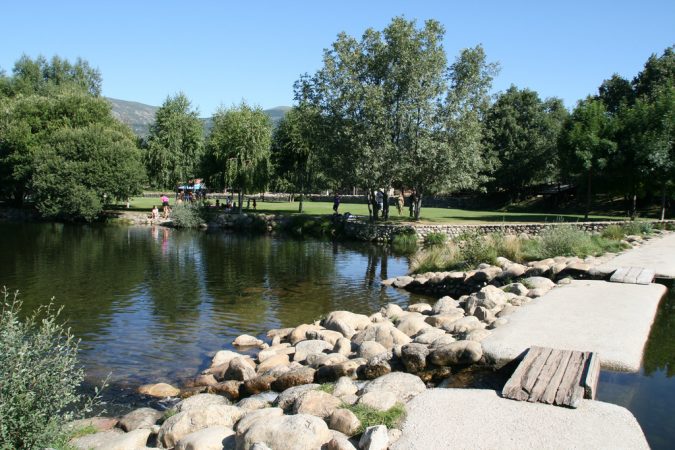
[599, 232, 675, 279]
[481, 280, 666, 372]
[393, 389, 648, 450]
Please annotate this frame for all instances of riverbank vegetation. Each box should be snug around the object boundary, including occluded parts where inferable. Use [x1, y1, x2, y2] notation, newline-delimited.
[1, 20, 672, 223]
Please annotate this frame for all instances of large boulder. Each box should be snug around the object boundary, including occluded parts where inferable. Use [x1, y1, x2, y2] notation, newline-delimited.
[442, 316, 485, 334]
[289, 324, 323, 345]
[117, 407, 162, 431]
[359, 372, 425, 403]
[271, 366, 316, 391]
[233, 334, 264, 347]
[357, 391, 397, 412]
[359, 354, 392, 380]
[315, 359, 367, 383]
[380, 303, 405, 319]
[359, 425, 389, 450]
[69, 430, 125, 450]
[351, 323, 411, 350]
[306, 329, 345, 346]
[328, 409, 361, 436]
[424, 311, 463, 328]
[333, 376, 358, 398]
[501, 263, 527, 279]
[175, 426, 235, 450]
[234, 407, 284, 434]
[257, 344, 293, 363]
[240, 375, 277, 397]
[412, 328, 446, 345]
[502, 282, 529, 296]
[275, 384, 320, 410]
[333, 337, 354, 356]
[256, 353, 290, 373]
[177, 393, 231, 412]
[407, 303, 432, 314]
[158, 404, 244, 448]
[211, 380, 242, 400]
[236, 414, 331, 450]
[225, 357, 257, 381]
[357, 341, 388, 359]
[396, 314, 432, 337]
[432, 296, 460, 314]
[292, 390, 342, 418]
[293, 339, 333, 362]
[211, 350, 246, 368]
[324, 311, 371, 333]
[137, 382, 180, 398]
[523, 276, 555, 291]
[474, 285, 508, 310]
[400, 343, 429, 373]
[429, 341, 483, 366]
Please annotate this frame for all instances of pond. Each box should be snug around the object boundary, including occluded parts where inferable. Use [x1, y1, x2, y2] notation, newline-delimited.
[0, 222, 673, 448]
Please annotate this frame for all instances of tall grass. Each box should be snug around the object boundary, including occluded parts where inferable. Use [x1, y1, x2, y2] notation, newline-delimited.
[392, 231, 419, 255]
[423, 232, 447, 248]
[410, 244, 461, 273]
[457, 232, 498, 268]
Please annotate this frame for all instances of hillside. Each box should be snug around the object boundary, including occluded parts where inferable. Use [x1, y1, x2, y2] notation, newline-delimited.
[107, 98, 290, 138]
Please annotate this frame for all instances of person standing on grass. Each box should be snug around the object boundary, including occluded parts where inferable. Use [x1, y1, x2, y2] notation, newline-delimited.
[409, 189, 417, 218]
[253, 198, 257, 210]
[161, 194, 170, 219]
[333, 193, 341, 214]
[397, 192, 404, 215]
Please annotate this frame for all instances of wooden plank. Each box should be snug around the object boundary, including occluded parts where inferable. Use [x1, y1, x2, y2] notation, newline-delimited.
[636, 269, 655, 285]
[555, 351, 586, 408]
[624, 267, 643, 284]
[502, 347, 543, 400]
[527, 348, 564, 403]
[609, 267, 630, 283]
[540, 350, 574, 405]
[582, 352, 601, 400]
[520, 347, 553, 396]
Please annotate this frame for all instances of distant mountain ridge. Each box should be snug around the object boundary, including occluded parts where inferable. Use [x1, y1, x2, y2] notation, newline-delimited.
[106, 97, 291, 137]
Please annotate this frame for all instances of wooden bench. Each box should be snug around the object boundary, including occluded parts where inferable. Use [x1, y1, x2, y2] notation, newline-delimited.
[502, 346, 600, 408]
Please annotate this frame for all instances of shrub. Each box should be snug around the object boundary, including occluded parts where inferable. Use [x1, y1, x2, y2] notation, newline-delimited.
[423, 232, 447, 248]
[391, 232, 418, 255]
[621, 221, 653, 236]
[490, 233, 523, 262]
[457, 232, 498, 268]
[601, 225, 625, 240]
[343, 403, 406, 433]
[537, 225, 592, 258]
[170, 204, 203, 228]
[0, 288, 99, 449]
[410, 244, 461, 273]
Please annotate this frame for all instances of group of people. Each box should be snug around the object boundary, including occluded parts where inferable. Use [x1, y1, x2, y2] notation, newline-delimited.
[150, 194, 172, 221]
[331, 189, 418, 218]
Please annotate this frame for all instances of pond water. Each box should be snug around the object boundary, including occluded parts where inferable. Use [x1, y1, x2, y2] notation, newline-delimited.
[0, 222, 673, 448]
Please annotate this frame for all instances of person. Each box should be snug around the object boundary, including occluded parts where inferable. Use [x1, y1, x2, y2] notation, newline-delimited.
[161, 194, 170, 219]
[409, 189, 417, 218]
[215, 199, 220, 208]
[397, 192, 404, 215]
[252, 198, 257, 210]
[375, 190, 384, 215]
[151, 205, 159, 221]
[333, 194, 340, 214]
[247, 198, 251, 210]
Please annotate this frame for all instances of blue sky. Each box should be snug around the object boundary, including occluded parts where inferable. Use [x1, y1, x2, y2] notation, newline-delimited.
[1, 1, 673, 116]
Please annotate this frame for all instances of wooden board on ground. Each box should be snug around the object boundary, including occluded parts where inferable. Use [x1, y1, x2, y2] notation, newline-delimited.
[610, 266, 655, 285]
[502, 346, 599, 408]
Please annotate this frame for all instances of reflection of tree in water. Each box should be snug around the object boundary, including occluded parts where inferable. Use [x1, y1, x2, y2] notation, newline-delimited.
[0, 223, 151, 338]
[642, 286, 675, 377]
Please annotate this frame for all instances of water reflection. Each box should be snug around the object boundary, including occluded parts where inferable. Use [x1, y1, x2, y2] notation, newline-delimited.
[0, 223, 420, 386]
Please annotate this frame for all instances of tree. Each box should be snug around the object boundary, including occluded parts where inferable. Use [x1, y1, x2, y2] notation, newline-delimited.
[144, 93, 204, 189]
[271, 105, 326, 212]
[485, 86, 567, 199]
[558, 98, 616, 219]
[205, 102, 272, 213]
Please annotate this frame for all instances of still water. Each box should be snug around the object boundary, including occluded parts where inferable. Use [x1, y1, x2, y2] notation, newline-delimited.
[0, 222, 673, 448]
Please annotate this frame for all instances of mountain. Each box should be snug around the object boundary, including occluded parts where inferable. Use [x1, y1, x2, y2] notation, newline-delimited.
[107, 98, 291, 138]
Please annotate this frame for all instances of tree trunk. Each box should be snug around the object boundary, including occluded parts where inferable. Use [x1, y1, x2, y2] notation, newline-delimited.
[298, 193, 304, 213]
[382, 192, 390, 220]
[631, 193, 637, 220]
[366, 192, 373, 221]
[585, 169, 592, 221]
[414, 193, 423, 220]
[238, 191, 243, 214]
[661, 182, 667, 221]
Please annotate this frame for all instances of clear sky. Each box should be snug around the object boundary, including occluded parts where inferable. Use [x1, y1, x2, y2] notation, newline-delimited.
[1, 0, 673, 116]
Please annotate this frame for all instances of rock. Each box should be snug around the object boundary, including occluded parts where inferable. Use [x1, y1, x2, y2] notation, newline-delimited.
[489, 317, 509, 329]
[401, 343, 429, 373]
[432, 296, 460, 314]
[186, 373, 219, 387]
[359, 425, 389, 450]
[333, 376, 358, 398]
[407, 303, 432, 313]
[225, 357, 257, 381]
[241, 375, 277, 396]
[442, 316, 485, 334]
[233, 334, 264, 347]
[360, 372, 425, 403]
[497, 304, 517, 317]
[117, 407, 162, 432]
[325, 435, 358, 450]
[358, 340, 389, 359]
[328, 409, 361, 436]
[257, 344, 293, 362]
[396, 314, 431, 337]
[137, 382, 180, 398]
[465, 328, 492, 342]
[380, 303, 405, 319]
[325, 311, 371, 332]
[424, 311, 464, 328]
[289, 324, 323, 345]
[211, 350, 245, 368]
[177, 393, 232, 412]
[158, 404, 244, 448]
[369, 312, 387, 323]
[89, 429, 151, 450]
[357, 391, 397, 411]
[388, 428, 402, 446]
[293, 390, 342, 418]
[359, 354, 392, 380]
[430, 334, 456, 347]
[306, 352, 349, 368]
[334, 337, 354, 356]
[508, 295, 531, 307]
[526, 263, 551, 277]
[211, 380, 242, 400]
[69, 430, 125, 450]
[315, 358, 367, 383]
[473, 306, 495, 323]
[557, 277, 573, 285]
[429, 341, 483, 366]
[275, 384, 320, 410]
[266, 327, 294, 341]
[175, 426, 235, 450]
[528, 288, 550, 298]
[392, 276, 414, 288]
[306, 329, 345, 346]
[495, 256, 513, 269]
[294, 339, 334, 362]
[234, 407, 284, 434]
[271, 366, 316, 391]
[237, 414, 331, 450]
[256, 353, 290, 373]
[237, 395, 270, 410]
[474, 285, 508, 310]
[502, 282, 529, 296]
[67, 417, 118, 434]
[523, 276, 555, 290]
[412, 328, 446, 344]
[501, 263, 527, 279]
[351, 323, 411, 350]
[251, 443, 272, 450]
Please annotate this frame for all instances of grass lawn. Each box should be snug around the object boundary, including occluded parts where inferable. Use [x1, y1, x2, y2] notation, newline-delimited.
[113, 196, 630, 224]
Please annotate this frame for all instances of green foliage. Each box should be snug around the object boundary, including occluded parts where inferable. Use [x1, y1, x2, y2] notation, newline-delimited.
[283, 215, 335, 238]
[410, 244, 460, 273]
[523, 225, 630, 260]
[144, 92, 204, 189]
[490, 233, 523, 262]
[423, 232, 447, 247]
[0, 288, 98, 449]
[344, 403, 406, 433]
[318, 383, 335, 394]
[601, 224, 626, 240]
[391, 232, 419, 255]
[457, 231, 498, 267]
[68, 424, 98, 439]
[161, 408, 178, 423]
[170, 204, 203, 228]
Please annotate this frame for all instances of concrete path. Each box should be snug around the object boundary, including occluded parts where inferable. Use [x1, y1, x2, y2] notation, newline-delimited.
[599, 232, 675, 279]
[481, 280, 666, 372]
[393, 389, 648, 450]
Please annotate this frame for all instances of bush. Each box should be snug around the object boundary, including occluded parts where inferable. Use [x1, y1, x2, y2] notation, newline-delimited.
[537, 225, 592, 258]
[457, 232, 498, 268]
[490, 233, 523, 262]
[391, 233, 418, 255]
[0, 288, 98, 449]
[343, 403, 406, 433]
[601, 225, 626, 240]
[423, 232, 447, 248]
[170, 204, 203, 228]
[410, 244, 461, 273]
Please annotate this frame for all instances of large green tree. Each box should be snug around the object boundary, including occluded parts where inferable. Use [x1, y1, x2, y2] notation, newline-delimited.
[205, 102, 272, 213]
[144, 93, 204, 189]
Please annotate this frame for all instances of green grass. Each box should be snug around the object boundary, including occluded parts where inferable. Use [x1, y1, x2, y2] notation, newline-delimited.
[318, 383, 335, 394]
[67, 424, 98, 439]
[111, 197, 628, 225]
[343, 403, 406, 433]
